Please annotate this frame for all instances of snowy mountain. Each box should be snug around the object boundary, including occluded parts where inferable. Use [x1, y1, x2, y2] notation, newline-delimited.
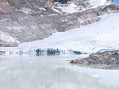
[0, 0, 118, 52]
[1, 13, 119, 55]
[15, 13, 119, 53]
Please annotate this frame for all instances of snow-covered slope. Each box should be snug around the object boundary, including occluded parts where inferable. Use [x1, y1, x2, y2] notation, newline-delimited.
[6, 13, 117, 53]
[0, 0, 117, 47]
[57, 3, 79, 14]
[1, 13, 119, 54]
[57, 0, 113, 14]
[89, 0, 111, 7]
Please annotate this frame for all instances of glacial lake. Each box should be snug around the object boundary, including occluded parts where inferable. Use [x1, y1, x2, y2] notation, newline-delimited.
[0, 54, 119, 89]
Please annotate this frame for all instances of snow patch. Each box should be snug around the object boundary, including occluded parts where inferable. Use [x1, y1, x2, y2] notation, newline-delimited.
[0, 31, 19, 43]
[89, 0, 111, 7]
[58, 3, 79, 14]
[20, 8, 32, 14]
[57, 0, 112, 14]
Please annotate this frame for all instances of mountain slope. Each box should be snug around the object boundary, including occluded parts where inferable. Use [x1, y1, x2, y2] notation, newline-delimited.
[18, 13, 119, 53]
[0, 0, 118, 47]
[1, 13, 119, 54]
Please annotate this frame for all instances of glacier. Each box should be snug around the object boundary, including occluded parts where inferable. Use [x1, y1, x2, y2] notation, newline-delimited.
[1, 13, 119, 55]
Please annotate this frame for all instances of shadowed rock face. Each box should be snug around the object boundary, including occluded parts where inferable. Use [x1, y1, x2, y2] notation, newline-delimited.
[0, 51, 5, 55]
[70, 50, 119, 69]
[0, 0, 56, 15]
[7, 0, 53, 8]
[0, 0, 118, 47]
[88, 51, 119, 64]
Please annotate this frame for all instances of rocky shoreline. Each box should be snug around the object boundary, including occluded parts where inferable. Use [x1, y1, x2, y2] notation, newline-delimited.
[70, 50, 119, 69]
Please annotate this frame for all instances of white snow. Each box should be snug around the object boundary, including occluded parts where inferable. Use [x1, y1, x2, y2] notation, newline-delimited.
[1, 13, 119, 54]
[20, 8, 32, 14]
[89, 0, 111, 7]
[14, 13, 119, 53]
[57, 0, 111, 14]
[52, 6, 63, 14]
[58, 3, 79, 14]
[0, 31, 19, 43]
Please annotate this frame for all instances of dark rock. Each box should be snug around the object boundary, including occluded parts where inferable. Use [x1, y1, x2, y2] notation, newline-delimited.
[70, 50, 119, 69]
[53, 0, 70, 4]
[47, 48, 60, 55]
[0, 51, 5, 55]
[73, 51, 82, 54]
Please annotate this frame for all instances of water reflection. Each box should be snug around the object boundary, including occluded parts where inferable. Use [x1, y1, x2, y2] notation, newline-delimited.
[0, 55, 119, 89]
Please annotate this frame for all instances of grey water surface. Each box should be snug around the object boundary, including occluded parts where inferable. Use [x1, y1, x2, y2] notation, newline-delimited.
[0, 54, 119, 89]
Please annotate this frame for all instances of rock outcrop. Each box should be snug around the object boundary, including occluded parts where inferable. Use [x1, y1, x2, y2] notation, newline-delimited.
[70, 50, 119, 69]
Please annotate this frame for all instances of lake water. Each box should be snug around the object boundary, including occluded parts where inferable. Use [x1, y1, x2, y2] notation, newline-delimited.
[0, 54, 119, 89]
